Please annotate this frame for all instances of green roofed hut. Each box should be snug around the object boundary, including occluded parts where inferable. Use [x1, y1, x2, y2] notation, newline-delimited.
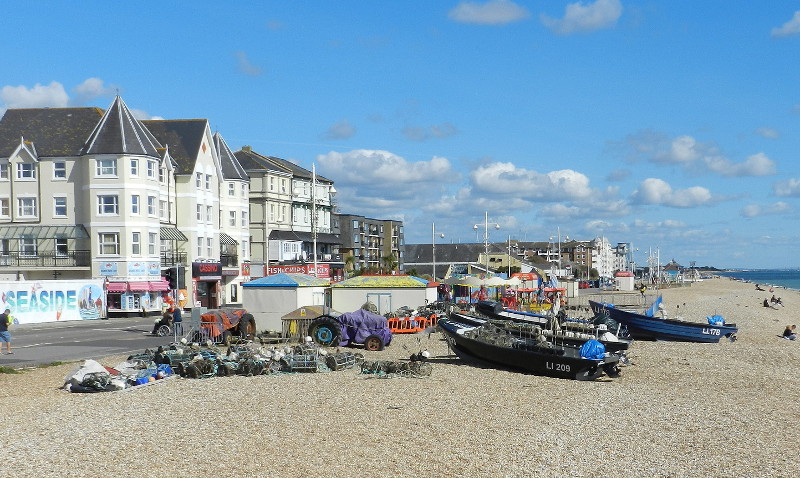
[242, 273, 330, 332]
[330, 275, 437, 316]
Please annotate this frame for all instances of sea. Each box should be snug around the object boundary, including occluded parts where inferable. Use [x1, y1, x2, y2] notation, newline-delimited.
[717, 269, 800, 291]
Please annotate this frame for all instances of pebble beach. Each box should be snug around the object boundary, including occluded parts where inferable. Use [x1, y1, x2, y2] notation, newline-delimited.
[1, 277, 798, 477]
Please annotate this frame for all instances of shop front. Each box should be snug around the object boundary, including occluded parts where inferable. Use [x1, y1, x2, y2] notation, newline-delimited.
[192, 262, 222, 309]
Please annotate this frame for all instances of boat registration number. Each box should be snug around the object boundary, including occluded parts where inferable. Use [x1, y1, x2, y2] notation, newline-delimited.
[702, 328, 721, 335]
[546, 362, 570, 372]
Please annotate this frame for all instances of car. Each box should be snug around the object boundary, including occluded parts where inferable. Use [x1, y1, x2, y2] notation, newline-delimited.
[308, 308, 393, 351]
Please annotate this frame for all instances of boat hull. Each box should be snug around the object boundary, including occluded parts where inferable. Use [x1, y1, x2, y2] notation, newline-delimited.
[438, 318, 616, 381]
[588, 300, 738, 343]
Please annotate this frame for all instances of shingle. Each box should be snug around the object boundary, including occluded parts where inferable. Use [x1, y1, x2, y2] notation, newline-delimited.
[0, 107, 103, 158]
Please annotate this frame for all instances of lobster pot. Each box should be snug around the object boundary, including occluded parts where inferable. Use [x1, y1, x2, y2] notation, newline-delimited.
[284, 353, 319, 372]
[325, 352, 357, 371]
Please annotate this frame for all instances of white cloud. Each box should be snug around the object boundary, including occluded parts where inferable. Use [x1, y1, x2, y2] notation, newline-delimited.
[71, 78, 116, 106]
[773, 178, 800, 197]
[470, 162, 594, 200]
[614, 130, 776, 177]
[632, 218, 687, 231]
[631, 178, 713, 208]
[448, 0, 530, 25]
[130, 109, 163, 121]
[741, 201, 791, 218]
[705, 152, 776, 177]
[540, 0, 622, 35]
[771, 11, 800, 37]
[1, 81, 69, 110]
[321, 120, 356, 140]
[235, 51, 263, 76]
[317, 149, 455, 186]
[755, 126, 779, 139]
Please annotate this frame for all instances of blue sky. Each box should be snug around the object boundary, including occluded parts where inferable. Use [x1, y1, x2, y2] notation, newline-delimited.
[2, 1, 799, 269]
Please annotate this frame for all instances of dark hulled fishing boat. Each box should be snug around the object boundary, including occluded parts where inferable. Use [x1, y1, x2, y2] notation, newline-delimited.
[438, 314, 620, 381]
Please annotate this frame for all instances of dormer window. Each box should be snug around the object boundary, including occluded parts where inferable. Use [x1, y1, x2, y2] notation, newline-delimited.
[16, 163, 35, 179]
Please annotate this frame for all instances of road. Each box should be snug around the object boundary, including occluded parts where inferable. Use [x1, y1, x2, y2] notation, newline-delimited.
[0, 316, 180, 369]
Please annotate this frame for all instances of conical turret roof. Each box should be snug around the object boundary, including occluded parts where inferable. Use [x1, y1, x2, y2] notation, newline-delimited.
[82, 96, 161, 156]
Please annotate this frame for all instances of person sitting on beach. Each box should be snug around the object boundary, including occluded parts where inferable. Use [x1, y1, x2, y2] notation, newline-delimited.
[783, 325, 797, 340]
[764, 299, 770, 308]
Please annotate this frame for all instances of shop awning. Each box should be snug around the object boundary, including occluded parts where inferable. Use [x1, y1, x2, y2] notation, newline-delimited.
[0, 225, 89, 239]
[127, 282, 150, 291]
[219, 233, 238, 246]
[160, 227, 188, 241]
[106, 282, 127, 293]
[149, 280, 170, 291]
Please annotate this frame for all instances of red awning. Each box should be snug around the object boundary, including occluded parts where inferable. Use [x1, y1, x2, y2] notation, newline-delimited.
[106, 282, 127, 293]
[149, 280, 170, 291]
[127, 282, 150, 291]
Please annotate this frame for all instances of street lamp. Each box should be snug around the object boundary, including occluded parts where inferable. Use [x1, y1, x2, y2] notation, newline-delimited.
[549, 228, 568, 276]
[473, 211, 500, 276]
[432, 223, 445, 280]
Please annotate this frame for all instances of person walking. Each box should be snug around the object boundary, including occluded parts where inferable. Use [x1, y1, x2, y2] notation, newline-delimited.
[172, 306, 183, 336]
[0, 308, 12, 354]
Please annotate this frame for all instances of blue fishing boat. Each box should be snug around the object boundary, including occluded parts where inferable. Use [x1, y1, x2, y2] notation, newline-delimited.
[588, 296, 738, 343]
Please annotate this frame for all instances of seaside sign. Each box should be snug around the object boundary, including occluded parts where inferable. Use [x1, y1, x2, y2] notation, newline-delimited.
[0, 279, 106, 324]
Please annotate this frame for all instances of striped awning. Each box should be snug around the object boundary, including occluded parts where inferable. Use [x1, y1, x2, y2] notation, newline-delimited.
[219, 232, 238, 246]
[149, 280, 170, 291]
[0, 225, 89, 239]
[127, 282, 150, 291]
[160, 227, 187, 241]
[106, 282, 127, 293]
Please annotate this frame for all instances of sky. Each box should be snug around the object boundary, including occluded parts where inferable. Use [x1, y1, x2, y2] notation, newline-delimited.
[1, 1, 799, 270]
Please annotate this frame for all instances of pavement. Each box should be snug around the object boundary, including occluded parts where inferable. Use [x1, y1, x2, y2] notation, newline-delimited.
[0, 316, 179, 369]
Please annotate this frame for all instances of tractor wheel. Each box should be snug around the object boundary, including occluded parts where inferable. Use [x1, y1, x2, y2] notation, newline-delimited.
[239, 313, 256, 340]
[363, 334, 384, 352]
[308, 316, 342, 346]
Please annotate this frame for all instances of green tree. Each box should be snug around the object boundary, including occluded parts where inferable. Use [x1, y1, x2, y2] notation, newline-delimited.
[381, 254, 398, 274]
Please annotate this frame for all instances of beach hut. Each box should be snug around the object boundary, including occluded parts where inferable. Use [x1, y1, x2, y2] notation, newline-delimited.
[615, 271, 634, 291]
[330, 275, 437, 315]
[242, 273, 330, 332]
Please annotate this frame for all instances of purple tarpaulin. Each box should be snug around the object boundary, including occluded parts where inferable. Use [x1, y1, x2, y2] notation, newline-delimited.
[337, 309, 393, 347]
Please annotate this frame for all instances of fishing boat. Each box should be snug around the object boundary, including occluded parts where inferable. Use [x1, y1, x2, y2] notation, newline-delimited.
[588, 296, 738, 343]
[437, 314, 621, 381]
[474, 301, 633, 354]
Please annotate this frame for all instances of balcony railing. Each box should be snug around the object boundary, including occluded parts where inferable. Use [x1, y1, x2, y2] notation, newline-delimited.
[0, 250, 91, 268]
[161, 251, 187, 267]
[220, 253, 239, 267]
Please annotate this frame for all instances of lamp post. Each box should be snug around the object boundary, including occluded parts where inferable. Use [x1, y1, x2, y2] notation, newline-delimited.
[549, 228, 569, 277]
[432, 223, 445, 280]
[311, 164, 318, 277]
[473, 211, 500, 276]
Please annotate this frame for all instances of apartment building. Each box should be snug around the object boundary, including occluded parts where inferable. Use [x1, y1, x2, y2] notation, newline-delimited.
[0, 96, 250, 314]
[234, 146, 343, 280]
[338, 214, 404, 274]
